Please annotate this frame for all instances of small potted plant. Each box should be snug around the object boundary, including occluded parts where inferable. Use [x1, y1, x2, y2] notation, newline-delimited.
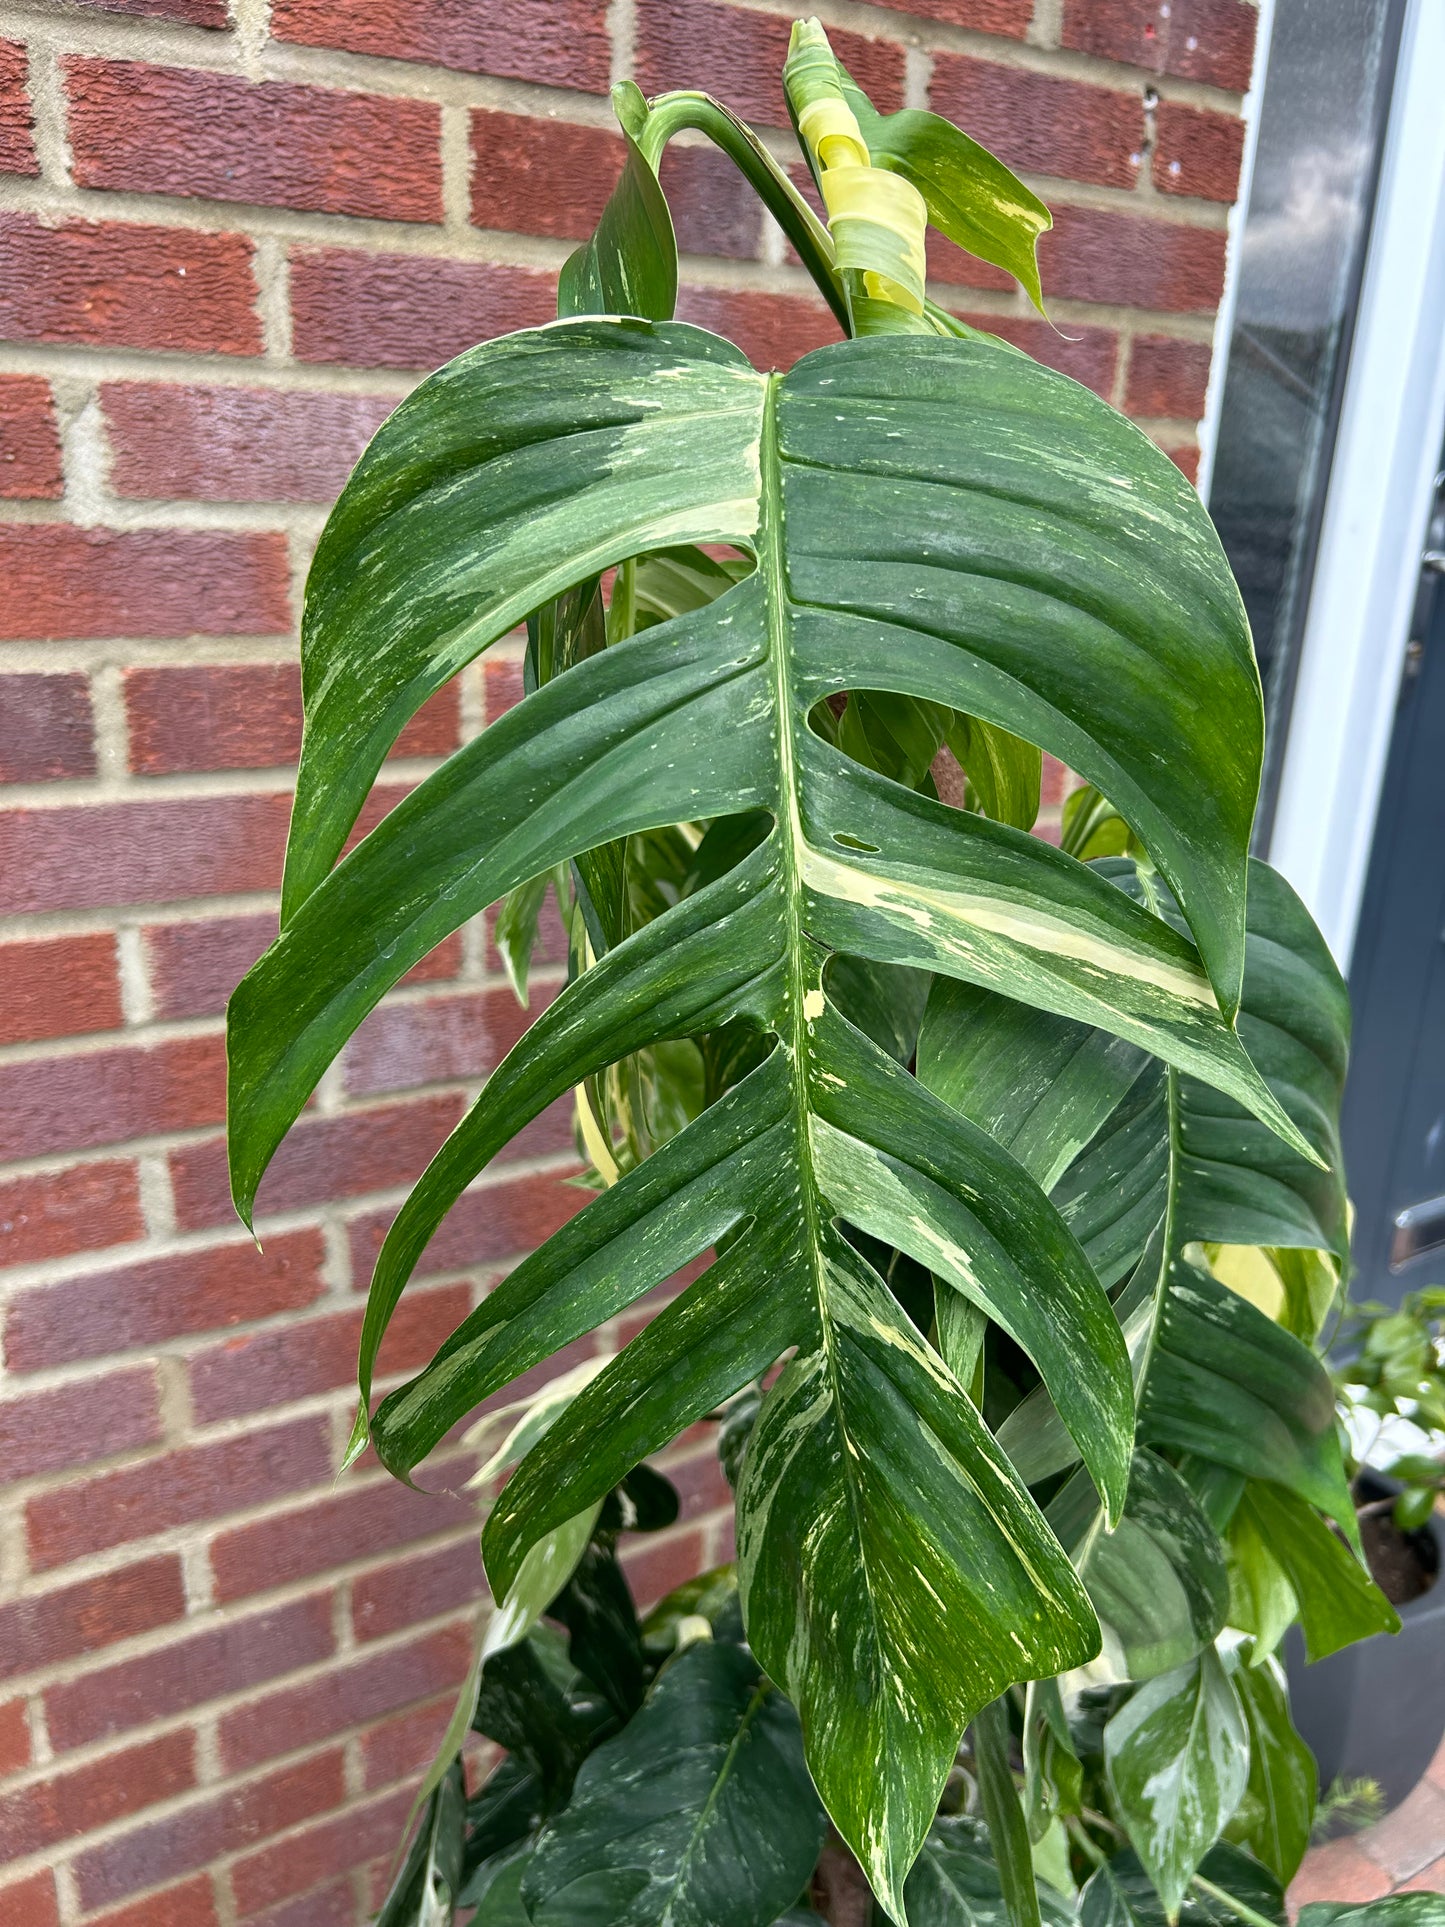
[1288, 1288, 1445, 1808]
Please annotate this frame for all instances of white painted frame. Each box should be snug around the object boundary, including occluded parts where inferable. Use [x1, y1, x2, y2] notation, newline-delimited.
[1264, 0, 1445, 970]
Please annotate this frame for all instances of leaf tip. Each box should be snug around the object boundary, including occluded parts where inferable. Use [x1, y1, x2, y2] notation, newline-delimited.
[341, 1404, 371, 1476]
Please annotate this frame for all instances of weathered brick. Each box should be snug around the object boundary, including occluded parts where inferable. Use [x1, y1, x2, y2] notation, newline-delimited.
[357, 1693, 455, 1791]
[0, 933, 120, 1044]
[241, 1882, 356, 1927]
[169, 1094, 462, 1231]
[1062, 0, 1258, 95]
[0, 39, 37, 178]
[0, 1034, 226, 1162]
[0, 794, 291, 914]
[271, 0, 610, 92]
[952, 311, 1120, 399]
[343, 984, 536, 1096]
[867, 0, 1029, 27]
[0, 376, 61, 496]
[26, 1413, 334, 1570]
[220, 1622, 472, 1772]
[1125, 332, 1212, 418]
[188, 1282, 471, 1423]
[73, 0, 228, 23]
[636, 0, 904, 127]
[0, 1161, 144, 1271]
[290, 248, 557, 370]
[0, 524, 289, 642]
[46, 1594, 335, 1751]
[104, 383, 396, 503]
[1165, 442, 1200, 483]
[0, 1557, 185, 1685]
[675, 283, 838, 369]
[85, 1876, 220, 1927]
[0, 1730, 194, 1859]
[211, 1468, 473, 1603]
[0, 674, 95, 782]
[0, 1697, 31, 1776]
[1040, 204, 1228, 312]
[482, 655, 525, 723]
[470, 109, 620, 240]
[4, 1229, 327, 1370]
[620, 1523, 708, 1609]
[232, 1781, 411, 1916]
[930, 55, 1144, 190]
[0, 1367, 161, 1482]
[348, 1168, 586, 1282]
[1155, 100, 1246, 203]
[67, 60, 443, 224]
[124, 664, 459, 775]
[0, 1870, 59, 1927]
[144, 911, 277, 1020]
[352, 1535, 479, 1643]
[0, 214, 260, 354]
[74, 1750, 346, 1912]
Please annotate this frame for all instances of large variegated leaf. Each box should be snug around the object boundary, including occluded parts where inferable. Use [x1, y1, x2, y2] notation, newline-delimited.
[228, 318, 1297, 1915]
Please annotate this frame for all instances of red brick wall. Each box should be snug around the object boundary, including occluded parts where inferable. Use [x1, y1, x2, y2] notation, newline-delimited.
[0, 1, 1256, 1921]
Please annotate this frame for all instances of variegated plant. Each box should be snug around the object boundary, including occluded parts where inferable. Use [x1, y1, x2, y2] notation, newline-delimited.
[227, 22, 1421, 1927]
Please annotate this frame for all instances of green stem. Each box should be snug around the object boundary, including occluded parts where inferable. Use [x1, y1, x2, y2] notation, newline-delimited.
[1190, 1874, 1282, 1927]
[1065, 1817, 1106, 1869]
[638, 92, 850, 333]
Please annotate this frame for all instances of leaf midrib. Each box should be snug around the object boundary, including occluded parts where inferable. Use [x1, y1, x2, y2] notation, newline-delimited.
[657, 1672, 774, 1927]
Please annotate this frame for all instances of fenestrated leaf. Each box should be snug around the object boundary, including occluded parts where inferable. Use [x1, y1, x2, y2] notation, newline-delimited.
[1080, 1845, 1284, 1927]
[1104, 1650, 1250, 1921]
[1048, 1450, 1229, 1683]
[1228, 1654, 1316, 1886]
[229, 320, 1292, 1914]
[522, 1639, 826, 1927]
[1233, 1483, 1398, 1662]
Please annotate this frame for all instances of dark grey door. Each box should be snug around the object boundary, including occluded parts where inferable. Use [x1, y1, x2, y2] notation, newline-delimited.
[1341, 468, 1445, 1301]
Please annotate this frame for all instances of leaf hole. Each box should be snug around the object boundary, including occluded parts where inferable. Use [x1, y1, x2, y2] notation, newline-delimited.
[832, 832, 881, 854]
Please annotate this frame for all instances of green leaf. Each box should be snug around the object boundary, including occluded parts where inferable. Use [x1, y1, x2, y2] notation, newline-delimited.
[522, 1640, 826, 1926]
[1234, 1483, 1398, 1662]
[1298, 1903, 1445, 1927]
[493, 870, 552, 1008]
[1104, 1649, 1250, 1920]
[467, 1843, 536, 1923]
[974, 1696, 1042, 1927]
[376, 1761, 467, 1927]
[944, 712, 1043, 830]
[1224, 1508, 1298, 1661]
[1229, 1655, 1316, 1886]
[558, 84, 678, 324]
[1048, 1450, 1229, 1682]
[1080, 1845, 1284, 1927]
[230, 320, 1288, 1914]
[900, 1815, 1074, 1927]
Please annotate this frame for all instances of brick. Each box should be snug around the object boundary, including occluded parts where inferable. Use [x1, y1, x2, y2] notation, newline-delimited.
[220, 1622, 472, 1772]
[67, 60, 443, 224]
[0, 1368, 161, 1483]
[0, 524, 289, 642]
[868, 0, 1029, 25]
[0, 674, 95, 782]
[74, 0, 228, 23]
[675, 283, 839, 370]
[348, 1168, 586, 1282]
[343, 984, 535, 1096]
[26, 1413, 333, 1570]
[1402, 1857, 1445, 1895]
[0, 794, 291, 915]
[5, 1230, 327, 1372]
[636, 1, 904, 128]
[471, 109, 620, 240]
[620, 1523, 707, 1608]
[170, 1094, 462, 1232]
[1154, 100, 1246, 203]
[0, 39, 36, 178]
[0, 1034, 226, 1162]
[211, 1468, 473, 1603]
[953, 312, 1119, 400]
[662, 1439, 732, 1522]
[231, 1781, 411, 1916]
[485, 888, 568, 976]
[1062, 0, 1258, 96]
[0, 1871, 59, 1927]
[929, 56, 1144, 191]
[85, 1876, 220, 1927]
[483, 655, 525, 723]
[0, 933, 120, 1044]
[663, 143, 764, 261]
[925, 225, 1015, 295]
[104, 383, 396, 504]
[46, 1594, 335, 1752]
[0, 214, 260, 355]
[0, 376, 61, 496]
[271, 0, 609, 93]
[0, 1557, 185, 1686]
[1039, 205, 1228, 313]
[1166, 442, 1200, 484]
[125, 664, 458, 776]
[358, 1693, 455, 1791]
[75, 1750, 345, 1912]
[0, 1697, 31, 1776]
[1288, 1837, 1392, 1908]
[145, 912, 276, 1020]
[242, 1881, 356, 1927]
[1359, 1780, 1445, 1882]
[1126, 332, 1212, 418]
[0, 1730, 194, 1859]
[352, 1535, 480, 1642]
[290, 248, 556, 371]
[188, 1282, 471, 1423]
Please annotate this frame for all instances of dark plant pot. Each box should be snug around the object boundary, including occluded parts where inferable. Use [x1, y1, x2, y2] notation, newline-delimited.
[1285, 1479, 1445, 1810]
